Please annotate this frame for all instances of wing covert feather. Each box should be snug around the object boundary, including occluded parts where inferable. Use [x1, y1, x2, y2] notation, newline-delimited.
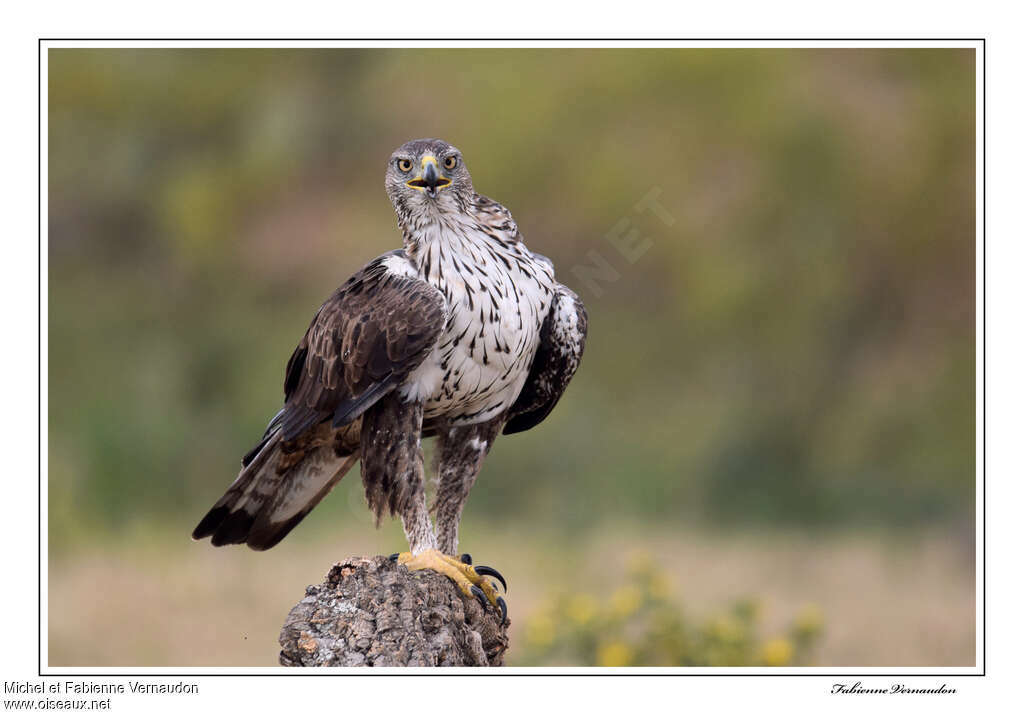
[278, 252, 445, 441]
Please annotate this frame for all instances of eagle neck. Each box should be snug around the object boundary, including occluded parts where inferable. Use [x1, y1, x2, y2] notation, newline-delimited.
[404, 211, 507, 286]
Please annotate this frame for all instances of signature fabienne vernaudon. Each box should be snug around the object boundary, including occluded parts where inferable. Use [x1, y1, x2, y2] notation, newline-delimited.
[831, 682, 957, 696]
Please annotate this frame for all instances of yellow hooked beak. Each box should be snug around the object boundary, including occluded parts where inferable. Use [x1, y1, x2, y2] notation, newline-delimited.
[406, 155, 452, 193]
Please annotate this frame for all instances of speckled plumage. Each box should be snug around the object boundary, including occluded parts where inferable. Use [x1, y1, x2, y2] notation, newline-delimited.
[193, 139, 587, 556]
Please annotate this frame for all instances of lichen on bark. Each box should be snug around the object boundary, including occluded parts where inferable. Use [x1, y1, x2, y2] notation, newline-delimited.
[279, 555, 509, 667]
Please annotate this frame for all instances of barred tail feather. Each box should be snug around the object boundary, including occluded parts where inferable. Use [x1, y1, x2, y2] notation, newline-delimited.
[246, 452, 358, 550]
[192, 429, 359, 550]
[191, 430, 284, 545]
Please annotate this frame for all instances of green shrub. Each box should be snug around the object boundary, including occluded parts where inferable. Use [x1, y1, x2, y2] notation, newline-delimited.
[515, 554, 823, 667]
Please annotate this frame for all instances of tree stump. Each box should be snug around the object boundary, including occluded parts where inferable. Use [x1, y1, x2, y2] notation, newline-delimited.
[279, 555, 509, 666]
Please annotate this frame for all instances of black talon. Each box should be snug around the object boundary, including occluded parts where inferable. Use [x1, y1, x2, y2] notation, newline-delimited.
[470, 585, 488, 610]
[460, 553, 473, 565]
[474, 565, 507, 592]
[496, 596, 508, 624]
[388, 553, 399, 562]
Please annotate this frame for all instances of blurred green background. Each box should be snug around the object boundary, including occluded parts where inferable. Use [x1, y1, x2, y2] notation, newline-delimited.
[47, 48, 976, 667]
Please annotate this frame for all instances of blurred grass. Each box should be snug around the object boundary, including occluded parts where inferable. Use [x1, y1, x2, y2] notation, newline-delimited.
[48, 523, 973, 667]
[47, 48, 976, 666]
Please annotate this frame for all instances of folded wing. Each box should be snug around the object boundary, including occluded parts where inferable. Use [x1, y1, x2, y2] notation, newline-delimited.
[192, 251, 446, 549]
[278, 251, 447, 440]
[504, 285, 588, 435]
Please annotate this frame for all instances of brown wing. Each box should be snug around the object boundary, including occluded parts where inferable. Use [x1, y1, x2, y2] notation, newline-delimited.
[504, 285, 587, 435]
[193, 251, 444, 550]
[276, 250, 446, 442]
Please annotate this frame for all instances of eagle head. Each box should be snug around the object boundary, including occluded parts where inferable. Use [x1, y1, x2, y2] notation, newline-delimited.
[385, 138, 473, 214]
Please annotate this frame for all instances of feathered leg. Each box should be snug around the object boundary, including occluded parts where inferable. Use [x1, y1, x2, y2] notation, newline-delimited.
[362, 396, 507, 622]
[401, 416, 507, 622]
[360, 394, 436, 554]
[433, 417, 503, 554]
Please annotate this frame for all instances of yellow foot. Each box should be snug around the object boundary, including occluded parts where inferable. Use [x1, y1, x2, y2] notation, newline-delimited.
[389, 549, 508, 623]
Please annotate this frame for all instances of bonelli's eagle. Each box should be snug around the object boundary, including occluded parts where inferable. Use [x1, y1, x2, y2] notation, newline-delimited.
[193, 139, 587, 621]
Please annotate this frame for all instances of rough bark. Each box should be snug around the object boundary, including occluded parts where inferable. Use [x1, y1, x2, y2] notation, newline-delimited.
[279, 555, 509, 667]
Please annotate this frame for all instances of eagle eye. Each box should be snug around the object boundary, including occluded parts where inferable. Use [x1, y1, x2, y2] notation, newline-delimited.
[443, 156, 458, 170]
[397, 159, 413, 172]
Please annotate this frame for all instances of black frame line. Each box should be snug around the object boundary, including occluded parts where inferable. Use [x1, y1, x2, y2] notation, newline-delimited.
[37, 37, 986, 679]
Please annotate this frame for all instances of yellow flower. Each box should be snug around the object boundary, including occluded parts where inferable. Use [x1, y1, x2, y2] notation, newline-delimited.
[568, 594, 598, 626]
[597, 641, 633, 667]
[708, 616, 743, 644]
[647, 573, 673, 601]
[793, 604, 823, 639]
[525, 614, 555, 648]
[760, 638, 794, 666]
[627, 551, 654, 577]
[610, 585, 643, 618]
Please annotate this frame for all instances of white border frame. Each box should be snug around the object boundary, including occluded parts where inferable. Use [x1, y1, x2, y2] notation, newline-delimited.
[37, 38, 985, 680]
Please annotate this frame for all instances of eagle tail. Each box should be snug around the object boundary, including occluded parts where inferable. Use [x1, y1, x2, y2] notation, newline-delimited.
[191, 430, 358, 551]
[246, 451, 359, 550]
